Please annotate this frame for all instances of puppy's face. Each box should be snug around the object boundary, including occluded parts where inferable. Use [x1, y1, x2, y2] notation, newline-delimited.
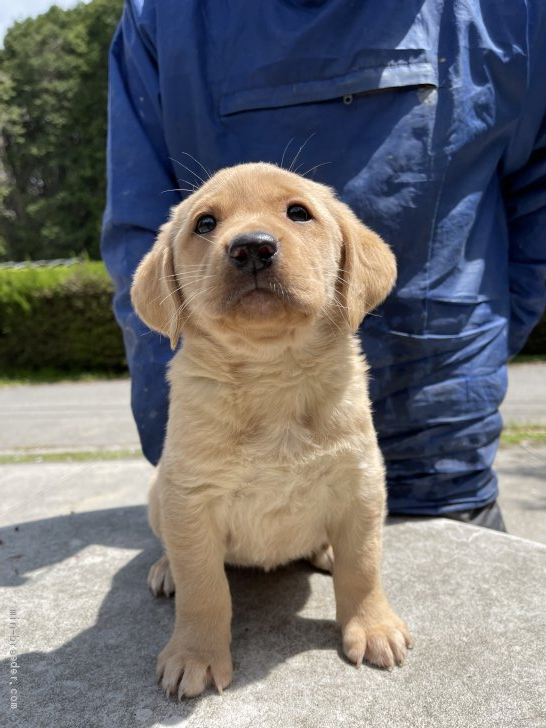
[131, 163, 396, 350]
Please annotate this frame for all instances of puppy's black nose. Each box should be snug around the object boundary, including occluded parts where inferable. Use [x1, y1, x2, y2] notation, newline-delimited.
[227, 232, 278, 271]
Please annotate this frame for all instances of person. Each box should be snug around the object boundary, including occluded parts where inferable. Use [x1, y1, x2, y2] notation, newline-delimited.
[101, 0, 546, 531]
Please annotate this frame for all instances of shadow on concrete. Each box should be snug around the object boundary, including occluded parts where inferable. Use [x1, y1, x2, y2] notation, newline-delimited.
[0, 507, 341, 727]
[517, 497, 546, 512]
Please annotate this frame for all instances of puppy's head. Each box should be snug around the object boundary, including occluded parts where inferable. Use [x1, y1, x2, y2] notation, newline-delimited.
[131, 163, 396, 351]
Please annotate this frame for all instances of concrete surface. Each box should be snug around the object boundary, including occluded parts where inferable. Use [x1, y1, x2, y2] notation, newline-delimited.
[1, 363, 545, 727]
[1, 443, 545, 546]
[2, 508, 545, 728]
[496, 444, 546, 544]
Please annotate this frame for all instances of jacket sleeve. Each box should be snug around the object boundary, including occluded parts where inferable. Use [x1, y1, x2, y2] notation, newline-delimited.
[101, 1, 179, 464]
[502, 12, 546, 357]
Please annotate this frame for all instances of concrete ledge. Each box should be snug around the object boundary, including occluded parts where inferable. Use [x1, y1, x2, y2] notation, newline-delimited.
[2, 509, 545, 728]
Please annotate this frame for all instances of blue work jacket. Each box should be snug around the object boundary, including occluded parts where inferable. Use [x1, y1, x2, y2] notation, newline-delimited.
[102, 0, 546, 515]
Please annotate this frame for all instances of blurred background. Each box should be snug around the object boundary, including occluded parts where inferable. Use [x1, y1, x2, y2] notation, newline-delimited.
[0, 0, 125, 379]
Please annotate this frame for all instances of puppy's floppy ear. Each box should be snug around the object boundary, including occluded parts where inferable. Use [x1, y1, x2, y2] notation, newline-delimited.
[130, 219, 184, 350]
[333, 198, 397, 330]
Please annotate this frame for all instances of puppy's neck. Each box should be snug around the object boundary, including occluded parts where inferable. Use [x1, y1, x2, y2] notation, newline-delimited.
[178, 317, 350, 373]
[167, 319, 370, 455]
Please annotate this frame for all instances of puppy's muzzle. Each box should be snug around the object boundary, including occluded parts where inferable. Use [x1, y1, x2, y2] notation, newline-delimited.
[227, 231, 278, 273]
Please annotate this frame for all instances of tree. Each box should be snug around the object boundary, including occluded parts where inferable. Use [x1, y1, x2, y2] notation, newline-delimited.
[0, 0, 123, 261]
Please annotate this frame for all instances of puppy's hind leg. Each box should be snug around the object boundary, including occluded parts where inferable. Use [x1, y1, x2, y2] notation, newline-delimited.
[309, 543, 334, 573]
[147, 465, 175, 597]
[148, 554, 175, 597]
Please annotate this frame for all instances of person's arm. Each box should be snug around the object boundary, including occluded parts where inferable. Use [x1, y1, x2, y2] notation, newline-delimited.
[101, 0, 179, 464]
[502, 10, 546, 357]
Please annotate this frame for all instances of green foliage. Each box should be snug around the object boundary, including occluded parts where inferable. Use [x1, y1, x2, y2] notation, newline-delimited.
[0, 261, 126, 371]
[0, 0, 123, 261]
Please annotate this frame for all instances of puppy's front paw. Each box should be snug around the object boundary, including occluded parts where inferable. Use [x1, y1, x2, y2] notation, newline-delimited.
[342, 609, 413, 670]
[157, 634, 233, 699]
[148, 555, 175, 597]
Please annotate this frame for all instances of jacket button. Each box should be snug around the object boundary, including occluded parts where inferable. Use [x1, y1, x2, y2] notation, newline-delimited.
[343, 94, 354, 105]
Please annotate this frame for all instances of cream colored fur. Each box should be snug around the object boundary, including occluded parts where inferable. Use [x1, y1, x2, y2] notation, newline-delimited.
[131, 163, 412, 699]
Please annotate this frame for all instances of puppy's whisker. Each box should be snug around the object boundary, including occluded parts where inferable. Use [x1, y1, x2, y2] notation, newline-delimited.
[175, 177, 200, 191]
[159, 285, 185, 305]
[159, 274, 219, 305]
[180, 178, 198, 188]
[177, 151, 213, 180]
[169, 157, 207, 187]
[193, 232, 216, 245]
[163, 264, 209, 271]
[301, 161, 332, 178]
[280, 137, 294, 169]
[173, 276, 217, 288]
[178, 286, 218, 320]
[165, 286, 212, 330]
[288, 132, 316, 172]
[321, 307, 343, 334]
[162, 187, 197, 195]
[191, 287, 220, 318]
[173, 272, 216, 281]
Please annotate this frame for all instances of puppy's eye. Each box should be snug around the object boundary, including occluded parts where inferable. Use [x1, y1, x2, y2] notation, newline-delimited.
[195, 214, 217, 235]
[287, 204, 311, 223]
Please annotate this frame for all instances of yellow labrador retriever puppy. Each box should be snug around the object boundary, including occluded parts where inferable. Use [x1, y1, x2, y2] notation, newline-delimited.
[131, 162, 412, 699]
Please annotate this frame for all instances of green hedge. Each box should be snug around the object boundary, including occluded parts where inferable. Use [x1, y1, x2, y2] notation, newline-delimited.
[0, 261, 126, 372]
[0, 260, 544, 375]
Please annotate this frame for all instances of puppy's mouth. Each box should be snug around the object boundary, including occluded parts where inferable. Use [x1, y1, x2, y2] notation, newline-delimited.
[224, 278, 296, 317]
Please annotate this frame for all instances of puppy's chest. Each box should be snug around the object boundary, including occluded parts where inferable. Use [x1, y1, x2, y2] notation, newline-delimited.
[174, 393, 364, 568]
[212, 413, 344, 487]
[235, 414, 326, 462]
[216, 419, 354, 565]
[219, 455, 337, 568]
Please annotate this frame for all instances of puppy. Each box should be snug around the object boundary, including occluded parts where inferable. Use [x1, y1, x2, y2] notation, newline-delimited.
[131, 162, 412, 699]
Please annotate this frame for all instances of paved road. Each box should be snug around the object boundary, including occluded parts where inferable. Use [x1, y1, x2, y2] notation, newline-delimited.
[0, 378, 139, 453]
[0, 362, 544, 455]
[502, 362, 546, 424]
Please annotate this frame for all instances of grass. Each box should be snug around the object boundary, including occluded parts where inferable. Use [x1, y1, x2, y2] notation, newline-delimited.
[0, 367, 128, 386]
[500, 425, 546, 447]
[511, 354, 546, 364]
[0, 426, 543, 466]
[0, 448, 142, 465]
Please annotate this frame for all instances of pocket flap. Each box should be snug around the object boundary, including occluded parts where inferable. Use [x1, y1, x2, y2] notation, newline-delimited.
[220, 49, 438, 116]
